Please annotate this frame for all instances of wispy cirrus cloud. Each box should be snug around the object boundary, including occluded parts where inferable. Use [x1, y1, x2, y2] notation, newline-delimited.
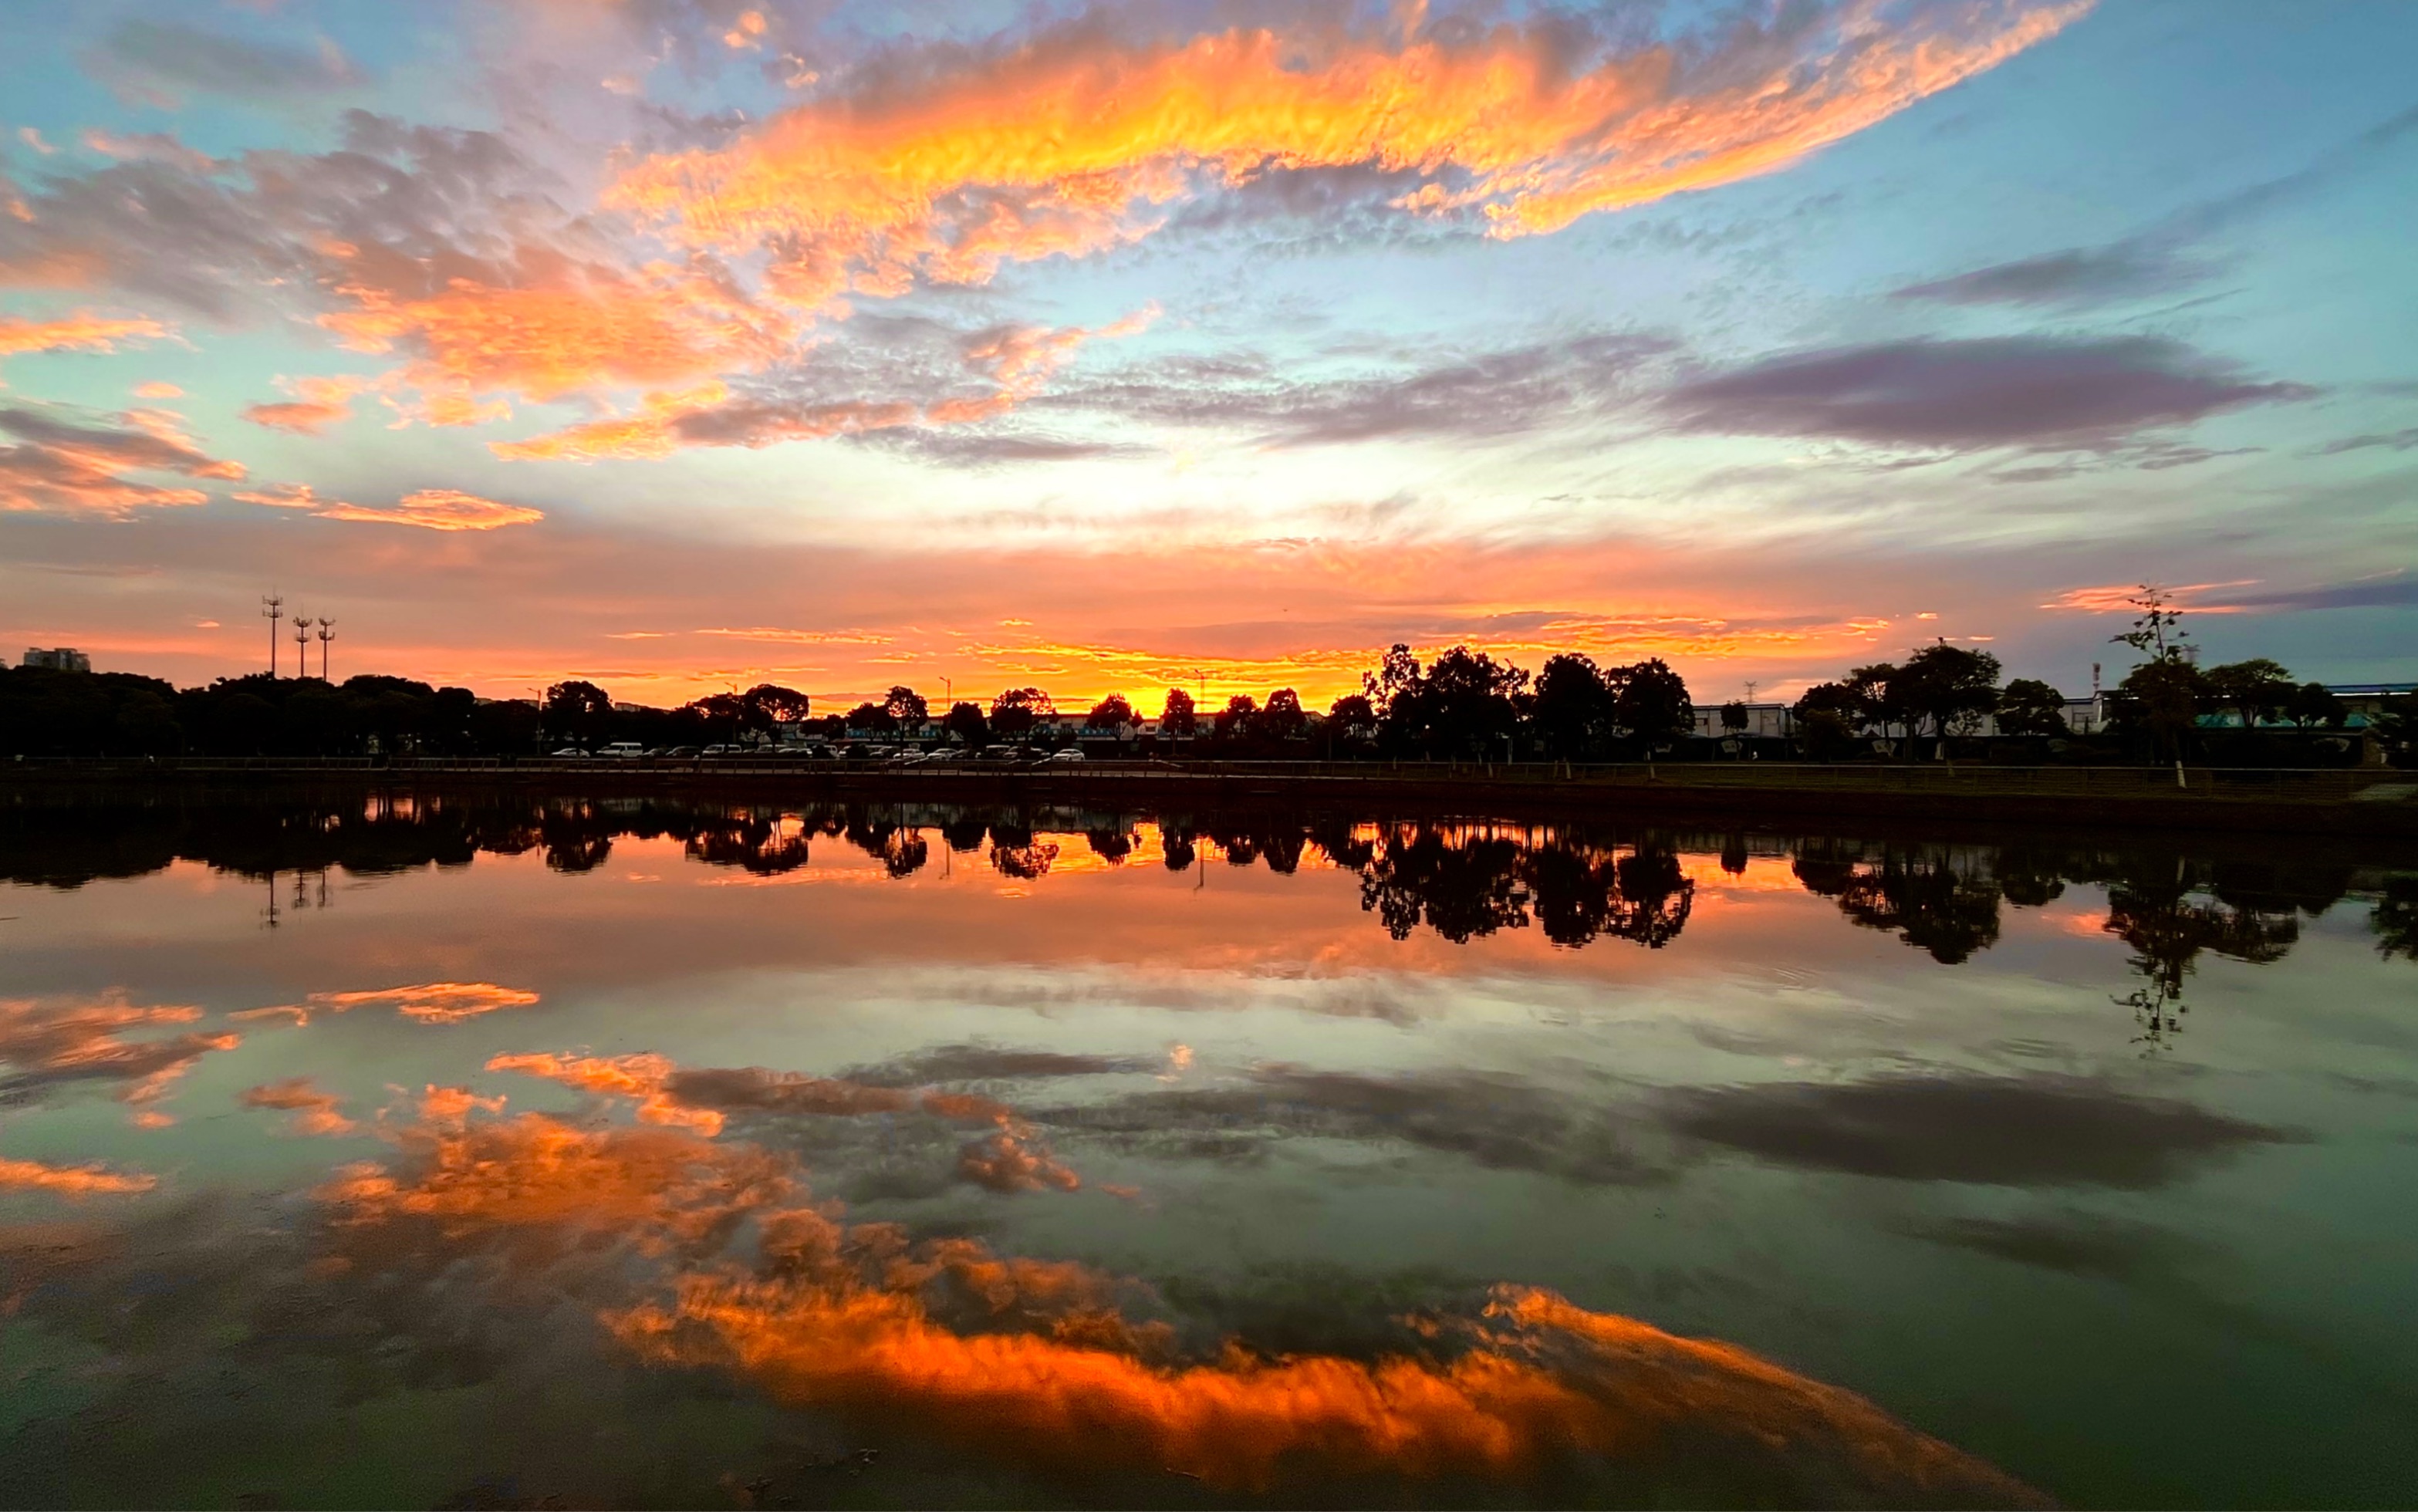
[1890, 245, 2213, 309]
[0, 310, 170, 359]
[232, 484, 542, 532]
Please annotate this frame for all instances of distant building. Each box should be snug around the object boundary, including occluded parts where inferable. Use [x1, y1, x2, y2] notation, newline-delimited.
[21, 647, 91, 673]
[1689, 681, 2405, 742]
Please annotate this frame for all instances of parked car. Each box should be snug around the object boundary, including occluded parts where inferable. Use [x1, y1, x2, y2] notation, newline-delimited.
[549, 747, 586, 758]
[598, 741, 647, 759]
[700, 743, 741, 756]
[653, 745, 700, 758]
[1046, 747, 1087, 763]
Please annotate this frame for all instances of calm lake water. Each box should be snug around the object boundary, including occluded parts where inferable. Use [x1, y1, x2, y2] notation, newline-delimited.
[3, 795, 2413, 1510]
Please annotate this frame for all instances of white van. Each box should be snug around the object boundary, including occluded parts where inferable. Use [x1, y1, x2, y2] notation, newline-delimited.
[598, 741, 647, 759]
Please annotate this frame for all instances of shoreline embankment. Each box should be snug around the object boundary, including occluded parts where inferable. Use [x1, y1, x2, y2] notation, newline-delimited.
[5, 758, 2413, 840]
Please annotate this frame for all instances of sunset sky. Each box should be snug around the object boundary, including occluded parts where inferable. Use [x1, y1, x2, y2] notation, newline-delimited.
[2, 0, 2412, 711]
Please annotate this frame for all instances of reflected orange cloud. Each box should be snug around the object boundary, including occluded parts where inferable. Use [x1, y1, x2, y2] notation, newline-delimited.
[319, 1112, 794, 1256]
[610, 5, 2082, 306]
[618, 1268, 2039, 1497]
[313, 1104, 2034, 1500]
[239, 1078, 359, 1137]
[486, 1050, 1022, 1139]
[0, 993, 239, 1119]
[0, 1156, 158, 1197]
[238, 981, 540, 1027]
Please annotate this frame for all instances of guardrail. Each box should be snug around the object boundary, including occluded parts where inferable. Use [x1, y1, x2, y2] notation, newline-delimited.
[1, 753, 2397, 803]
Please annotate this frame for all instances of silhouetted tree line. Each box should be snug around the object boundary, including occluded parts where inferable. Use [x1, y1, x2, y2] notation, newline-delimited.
[1790, 589, 2407, 765]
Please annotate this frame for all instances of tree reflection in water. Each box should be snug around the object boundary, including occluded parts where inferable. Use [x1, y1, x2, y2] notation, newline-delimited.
[5, 797, 2408, 1027]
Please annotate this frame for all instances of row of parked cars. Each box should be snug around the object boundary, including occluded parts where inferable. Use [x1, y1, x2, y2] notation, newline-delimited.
[545, 741, 1090, 765]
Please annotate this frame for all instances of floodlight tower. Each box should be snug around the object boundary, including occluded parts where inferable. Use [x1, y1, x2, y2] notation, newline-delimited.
[317, 619, 335, 682]
[292, 616, 315, 676]
[262, 594, 283, 677]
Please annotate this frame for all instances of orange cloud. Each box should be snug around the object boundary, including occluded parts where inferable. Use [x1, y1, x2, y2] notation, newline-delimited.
[239, 1077, 359, 1136]
[610, 5, 2084, 305]
[131, 380, 183, 398]
[312, 487, 544, 532]
[0, 403, 241, 516]
[0, 1156, 158, 1197]
[316, 253, 796, 428]
[0, 310, 169, 358]
[241, 373, 368, 434]
[2040, 580, 2257, 613]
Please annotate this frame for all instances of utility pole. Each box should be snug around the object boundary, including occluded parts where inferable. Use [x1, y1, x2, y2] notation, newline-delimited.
[317, 619, 335, 682]
[292, 616, 314, 677]
[262, 594, 283, 677]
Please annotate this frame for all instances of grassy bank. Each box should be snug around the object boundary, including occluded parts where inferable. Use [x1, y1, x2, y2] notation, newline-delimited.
[6, 757, 2413, 838]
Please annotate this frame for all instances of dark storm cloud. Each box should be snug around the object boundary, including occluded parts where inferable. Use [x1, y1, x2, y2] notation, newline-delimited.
[1046, 332, 1677, 448]
[1901, 1212, 2204, 1281]
[1659, 336, 2313, 452]
[845, 1044, 1158, 1087]
[85, 19, 364, 102]
[1890, 246, 2213, 309]
[2213, 576, 2418, 613]
[1661, 1073, 2296, 1188]
[1032, 1065, 1661, 1186]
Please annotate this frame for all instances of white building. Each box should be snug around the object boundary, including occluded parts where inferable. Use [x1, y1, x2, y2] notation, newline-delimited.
[21, 647, 91, 673]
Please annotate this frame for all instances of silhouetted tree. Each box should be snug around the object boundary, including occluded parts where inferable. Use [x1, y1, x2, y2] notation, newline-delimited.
[845, 700, 897, 734]
[1611, 658, 1692, 752]
[2286, 682, 2346, 731]
[1890, 642, 2002, 748]
[991, 687, 1052, 738]
[1086, 694, 1136, 730]
[1792, 682, 1865, 759]
[542, 680, 614, 749]
[1996, 678, 2068, 737]
[2204, 659, 2294, 731]
[1160, 687, 1197, 737]
[1526, 653, 1617, 759]
[1214, 694, 1258, 742]
[944, 700, 990, 747]
[2109, 658, 2207, 764]
[1262, 687, 1307, 740]
[883, 685, 928, 728]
